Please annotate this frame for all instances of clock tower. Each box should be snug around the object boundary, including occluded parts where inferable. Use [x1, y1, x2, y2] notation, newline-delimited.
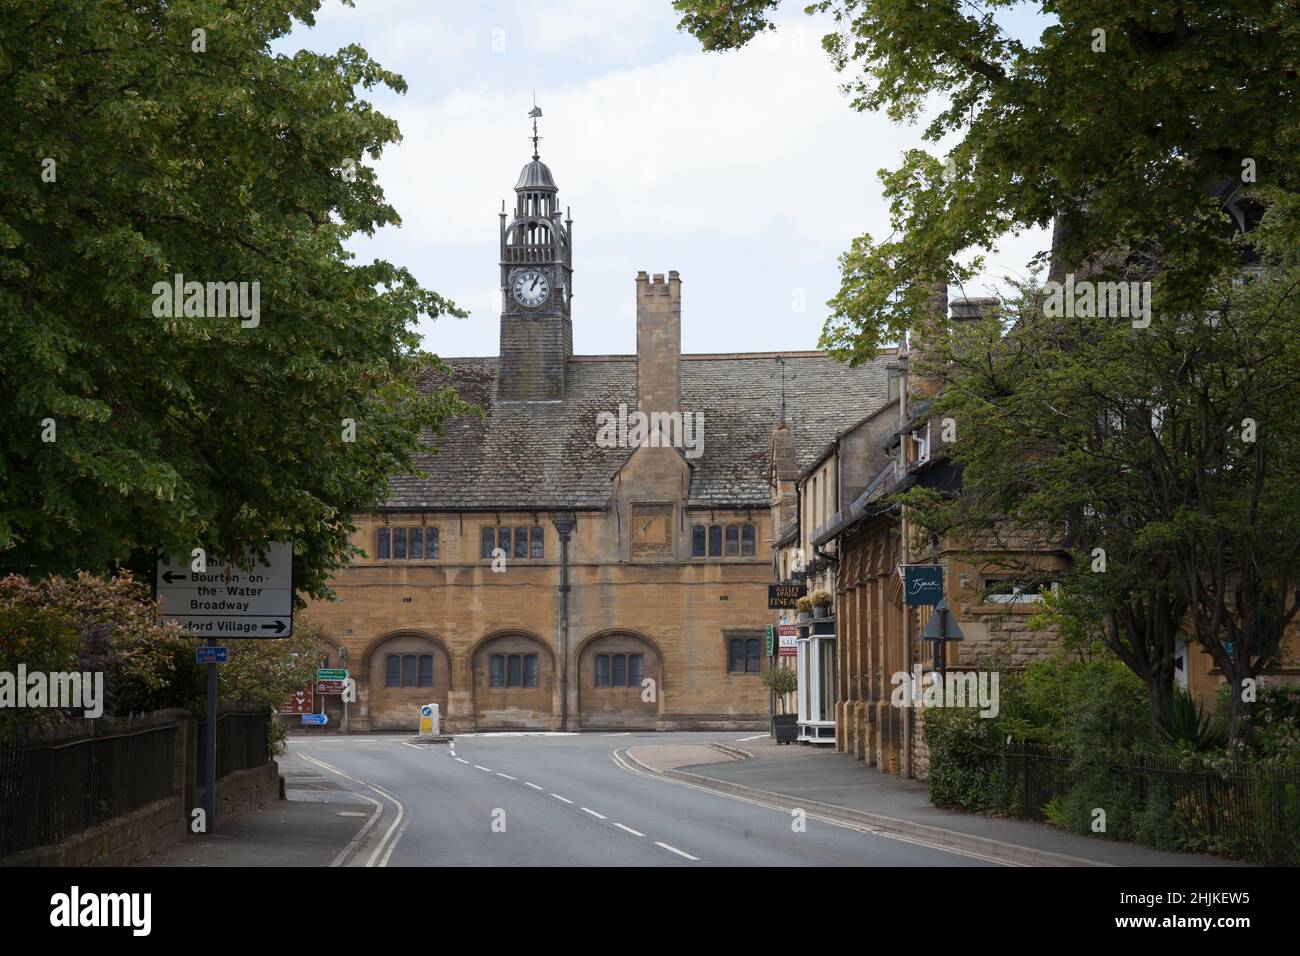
[498, 107, 573, 401]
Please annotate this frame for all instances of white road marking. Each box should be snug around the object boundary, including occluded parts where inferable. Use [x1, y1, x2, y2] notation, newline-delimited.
[454, 757, 469, 764]
[473, 765, 492, 772]
[299, 752, 405, 868]
[614, 823, 645, 837]
[580, 807, 607, 819]
[736, 734, 769, 742]
[550, 793, 574, 804]
[608, 748, 1017, 867]
[400, 742, 423, 750]
[602, 732, 631, 737]
[655, 841, 700, 861]
[338, 811, 368, 817]
[496, 772, 517, 780]
[525, 782, 544, 791]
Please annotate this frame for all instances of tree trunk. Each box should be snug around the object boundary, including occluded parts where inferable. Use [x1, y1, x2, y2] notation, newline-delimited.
[1146, 671, 1173, 735]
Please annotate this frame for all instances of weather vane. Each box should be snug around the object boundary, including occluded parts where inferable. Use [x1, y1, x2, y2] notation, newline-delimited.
[529, 96, 542, 160]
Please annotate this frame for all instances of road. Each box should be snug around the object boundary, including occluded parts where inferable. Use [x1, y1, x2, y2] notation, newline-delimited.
[282, 731, 1000, 867]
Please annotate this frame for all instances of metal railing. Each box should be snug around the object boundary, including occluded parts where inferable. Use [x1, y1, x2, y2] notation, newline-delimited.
[0, 706, 273, 859]
[984, 742, 1300, 866]
[194, 709, 270, 787]
[0, 715, 176, 857]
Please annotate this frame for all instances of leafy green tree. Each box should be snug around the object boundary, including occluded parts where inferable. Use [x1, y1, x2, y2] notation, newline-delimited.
[902, 260, 1300, 747]
[673, 0, 1300, 359]
[0, 0, 470, 596]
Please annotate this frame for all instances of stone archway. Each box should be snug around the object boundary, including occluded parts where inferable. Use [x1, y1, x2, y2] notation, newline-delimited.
[361, 630, 451, 731]
[469, 631, 556, 730]
[576, 630, 662, 730]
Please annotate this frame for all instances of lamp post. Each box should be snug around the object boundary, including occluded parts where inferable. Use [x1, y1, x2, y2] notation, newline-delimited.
[551, 514, 576, 732]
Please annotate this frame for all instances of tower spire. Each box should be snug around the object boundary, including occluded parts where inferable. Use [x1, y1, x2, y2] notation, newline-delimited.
[529, 98, 542, 161]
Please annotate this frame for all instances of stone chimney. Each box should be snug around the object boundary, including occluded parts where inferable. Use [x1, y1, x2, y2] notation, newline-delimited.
[635, 271, 681, 416]
[771, 422, 799, 536]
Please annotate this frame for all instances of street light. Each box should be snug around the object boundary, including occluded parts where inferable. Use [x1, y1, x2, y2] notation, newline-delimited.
[551, 514, 576, 731]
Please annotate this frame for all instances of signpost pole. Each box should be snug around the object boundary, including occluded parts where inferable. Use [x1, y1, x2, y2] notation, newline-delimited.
[205, 637, 218, 833]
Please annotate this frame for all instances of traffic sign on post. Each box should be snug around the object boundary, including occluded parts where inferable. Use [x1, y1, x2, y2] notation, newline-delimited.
[316, 668, 348, 681]
[316, 680, 347, 695]
[155, 542, 294, 638]
[195, 645, 229, 664]
[280, 687, 314, 714]
[301, 713, 328, 726]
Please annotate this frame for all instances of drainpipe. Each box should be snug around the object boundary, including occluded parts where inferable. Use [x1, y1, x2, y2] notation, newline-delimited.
[900, 336, 914, 779]
[552, 515, 576, 731]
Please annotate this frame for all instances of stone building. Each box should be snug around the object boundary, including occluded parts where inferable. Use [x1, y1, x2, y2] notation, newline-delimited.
[301, 145, 890, 732]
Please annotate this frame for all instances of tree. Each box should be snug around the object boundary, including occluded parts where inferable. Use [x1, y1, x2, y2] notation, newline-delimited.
[0, 1, 471, 597]
[901, 258, 1300, 747]
[674, 0, 1300, 360]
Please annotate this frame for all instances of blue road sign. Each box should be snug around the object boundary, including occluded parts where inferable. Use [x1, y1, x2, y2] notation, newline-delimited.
[301, 713, 328, 726]
[196, 646, 229, 664]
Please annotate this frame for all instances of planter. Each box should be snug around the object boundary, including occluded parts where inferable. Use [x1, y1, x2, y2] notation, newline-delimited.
[772, 714, 799, 744]
[796, 611, 812, 623]
[813, 604, 830, 619]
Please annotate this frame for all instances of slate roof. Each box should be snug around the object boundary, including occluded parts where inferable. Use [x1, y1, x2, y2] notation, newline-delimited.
[385, 352, 890, 511]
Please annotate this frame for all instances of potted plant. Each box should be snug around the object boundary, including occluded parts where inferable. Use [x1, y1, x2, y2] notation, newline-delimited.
[762, 665, 799, 744]
[794, 596, 813, 622]
[811, 589, 833, 619]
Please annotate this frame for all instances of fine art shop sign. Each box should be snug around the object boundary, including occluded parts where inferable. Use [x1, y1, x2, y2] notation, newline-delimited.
[768, 583, 808, 609]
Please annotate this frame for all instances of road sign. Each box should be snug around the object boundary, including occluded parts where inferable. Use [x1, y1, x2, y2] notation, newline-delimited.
[903, 565, 944, 606]
[156, 542, 294, 638]
[316, 668, 348, 681]
[920, 599, 965, 641]
[195, 645, 229, 664]
[301, 713, 328, 726]
[279, 687, 313, 714]
[316, 680, 347, 695]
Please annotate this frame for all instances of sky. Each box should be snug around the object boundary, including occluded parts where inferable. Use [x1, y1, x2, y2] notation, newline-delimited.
[278, 0, 1052, 358]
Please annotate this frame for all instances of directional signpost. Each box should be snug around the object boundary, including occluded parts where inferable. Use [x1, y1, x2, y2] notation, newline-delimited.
[316, 668, 347, 681]
[280, 687, 313, 715]
[302, 713, 328, 727]
[156, 542, 294, 837]
[156, 542, 294, 638]
[316, 680, 347, 696]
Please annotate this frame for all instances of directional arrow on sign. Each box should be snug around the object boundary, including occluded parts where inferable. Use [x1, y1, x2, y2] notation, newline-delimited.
[261, 620, 288, 634]
[162, 570, 188, 584]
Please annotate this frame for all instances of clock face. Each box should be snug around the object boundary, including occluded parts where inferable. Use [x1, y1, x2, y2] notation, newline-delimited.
[512, 270, 550, 308]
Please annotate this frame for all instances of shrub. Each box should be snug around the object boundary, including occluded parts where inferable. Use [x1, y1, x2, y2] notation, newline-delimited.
[923, 706, 1001, 812]
[1157, 687, 1227, 753]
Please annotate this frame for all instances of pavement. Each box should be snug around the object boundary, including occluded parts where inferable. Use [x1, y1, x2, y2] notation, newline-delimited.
[133, 731, 1246, 867]
[630, 735, 1244, 867]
